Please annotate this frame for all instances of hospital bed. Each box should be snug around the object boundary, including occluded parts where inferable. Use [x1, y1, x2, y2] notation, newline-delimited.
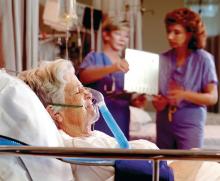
[1, 69, 220, 181]
[1, 146, 220, 181]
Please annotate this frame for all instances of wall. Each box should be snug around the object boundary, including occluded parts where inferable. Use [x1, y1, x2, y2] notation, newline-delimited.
[40, 0, 220, 52]
[0, 21, 4, 68]
[142, 0, 184, 53]
[142, 1, 220, 53]
[203, 12, 220, 37]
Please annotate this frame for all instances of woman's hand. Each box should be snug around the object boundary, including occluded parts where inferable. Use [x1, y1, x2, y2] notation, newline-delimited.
[167, 83, 218, 106]
[152, 95, 168, 111]
[167, 81, 184, 106]
[167, 89, 185, 106]
[130, 94, 147, 108]
[114, 59, 129, 73]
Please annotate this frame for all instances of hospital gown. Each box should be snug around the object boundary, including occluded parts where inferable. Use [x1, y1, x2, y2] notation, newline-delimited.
[60, 130, 158, 181]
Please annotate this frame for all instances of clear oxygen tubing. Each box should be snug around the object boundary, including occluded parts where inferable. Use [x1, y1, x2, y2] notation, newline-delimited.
[89, 88, 130, 149]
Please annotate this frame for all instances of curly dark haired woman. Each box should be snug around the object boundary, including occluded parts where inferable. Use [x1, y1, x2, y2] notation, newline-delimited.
[153, 8, 218, 149]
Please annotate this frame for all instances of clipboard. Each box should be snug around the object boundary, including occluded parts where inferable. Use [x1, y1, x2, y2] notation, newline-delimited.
[124, 48, 159, 95]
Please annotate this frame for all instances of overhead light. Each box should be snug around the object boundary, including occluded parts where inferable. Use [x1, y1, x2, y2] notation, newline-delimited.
[189, 4, 219, 17]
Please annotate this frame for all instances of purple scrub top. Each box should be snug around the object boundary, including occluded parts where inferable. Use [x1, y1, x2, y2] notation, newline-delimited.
[159, 49, 218, 109]
[80, 51, 124, 94]
[157, 48, 218, 149]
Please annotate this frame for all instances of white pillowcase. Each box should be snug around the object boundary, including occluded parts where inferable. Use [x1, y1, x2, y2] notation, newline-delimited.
[129, 106, 153, 138]
[0, 70, 73, 181]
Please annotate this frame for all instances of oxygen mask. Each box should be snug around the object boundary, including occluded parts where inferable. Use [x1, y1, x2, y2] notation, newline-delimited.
[89, 88, 129, 149]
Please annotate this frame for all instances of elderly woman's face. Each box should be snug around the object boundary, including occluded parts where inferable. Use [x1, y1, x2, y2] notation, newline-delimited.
[62, 76, 97, 135]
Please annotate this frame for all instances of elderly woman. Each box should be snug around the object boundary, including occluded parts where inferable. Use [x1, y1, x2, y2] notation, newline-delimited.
[19, 59, 156, 147]
[19, 59, 170, 181]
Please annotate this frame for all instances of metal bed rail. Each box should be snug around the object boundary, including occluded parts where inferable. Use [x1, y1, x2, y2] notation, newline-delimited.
[1, 146, 220, 181]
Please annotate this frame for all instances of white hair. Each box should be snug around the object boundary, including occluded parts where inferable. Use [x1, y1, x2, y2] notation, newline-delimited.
[18, 59, 75, 111]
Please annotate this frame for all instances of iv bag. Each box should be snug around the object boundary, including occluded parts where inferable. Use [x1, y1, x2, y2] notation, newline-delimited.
[43, 0, 78, 31]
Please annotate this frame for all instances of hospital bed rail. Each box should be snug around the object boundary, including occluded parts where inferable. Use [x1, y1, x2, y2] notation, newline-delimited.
[1, 146, 220, 181]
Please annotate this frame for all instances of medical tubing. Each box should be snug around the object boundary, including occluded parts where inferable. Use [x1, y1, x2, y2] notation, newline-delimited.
[88, 88, 129, 149]
[98, 102, 130, 149]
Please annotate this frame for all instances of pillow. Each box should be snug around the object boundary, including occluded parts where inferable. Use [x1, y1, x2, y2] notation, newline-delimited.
[129, 106, 153, 138]
[0, 70, 73, 180]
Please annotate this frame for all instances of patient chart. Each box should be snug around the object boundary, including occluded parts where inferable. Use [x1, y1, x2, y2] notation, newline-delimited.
[124, 48, 159, 95]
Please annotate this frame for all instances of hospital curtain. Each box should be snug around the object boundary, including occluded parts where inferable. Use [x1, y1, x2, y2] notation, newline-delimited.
[206, 35, 220, 113]
[0, 0, 39, 73]
[92, 0, 143, 51]
[0, 20, 4, 68]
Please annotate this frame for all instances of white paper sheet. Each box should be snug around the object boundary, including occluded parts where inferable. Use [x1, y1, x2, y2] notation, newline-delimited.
[124, 48, 159, 95]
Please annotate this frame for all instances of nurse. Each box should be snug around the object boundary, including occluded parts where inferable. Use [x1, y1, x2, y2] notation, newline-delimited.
[79, 16, 146, 138]
[153, 8, 218, 149]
